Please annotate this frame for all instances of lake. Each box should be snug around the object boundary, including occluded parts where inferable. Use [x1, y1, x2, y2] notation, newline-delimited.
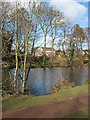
[2, 66, 88, 96]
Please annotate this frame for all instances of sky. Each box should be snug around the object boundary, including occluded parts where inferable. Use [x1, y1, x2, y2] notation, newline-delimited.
[3, 0, 89, 28]
[50, 0, 89, 28]
[40, 0, 89, 49]
[3, 0, 89, 29]
[3, 0, 89, 49]
[89, 1, 90, 27]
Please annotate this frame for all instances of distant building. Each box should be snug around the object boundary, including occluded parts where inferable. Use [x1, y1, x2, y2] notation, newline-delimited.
[78, 50, 89, 56]
[33, 47, 55, 57]
[55, 50, 63, 57]
[83, 50, 89, 55]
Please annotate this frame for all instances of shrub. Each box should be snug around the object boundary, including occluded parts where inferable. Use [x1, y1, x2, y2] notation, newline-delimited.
[83, 60, 89, 64]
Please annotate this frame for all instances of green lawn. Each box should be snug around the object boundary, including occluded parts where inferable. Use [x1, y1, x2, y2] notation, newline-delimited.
[2, 82, 88, 112]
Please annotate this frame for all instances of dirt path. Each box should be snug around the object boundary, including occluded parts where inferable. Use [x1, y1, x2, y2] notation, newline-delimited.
[3, 94, 88, 118]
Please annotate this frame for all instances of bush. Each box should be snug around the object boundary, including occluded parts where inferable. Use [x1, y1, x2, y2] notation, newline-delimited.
[83, 60, 89, 64]
[83, 53, 88, 57]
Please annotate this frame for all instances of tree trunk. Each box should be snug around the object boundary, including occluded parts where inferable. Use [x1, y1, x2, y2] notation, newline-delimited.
[14, 2, 18, 93]
[70, 43, 74, 67]
[51, 23, 53, 62]
[51, 23, 56, 62]
[80, 37, 83, 65]
[62, 43, 66, 57]
[22, 36, 28, 93]
[43, 34, 46, 66]
[24, 25, 37, 92]
[62, 29, 66, 58]
[51, 39, 54, 62]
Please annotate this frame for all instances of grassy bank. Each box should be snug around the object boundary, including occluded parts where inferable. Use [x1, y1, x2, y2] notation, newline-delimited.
[2, 82, 88, 112]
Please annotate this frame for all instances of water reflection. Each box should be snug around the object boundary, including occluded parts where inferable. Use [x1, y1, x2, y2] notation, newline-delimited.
[2, 66, 88, 96]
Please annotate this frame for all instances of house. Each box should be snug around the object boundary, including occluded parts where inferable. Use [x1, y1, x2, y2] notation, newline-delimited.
[55, 50, 63, 57]
[77, 50, 89, 56]
[83, 50, 89, 55]
[33, 47, 55, 57]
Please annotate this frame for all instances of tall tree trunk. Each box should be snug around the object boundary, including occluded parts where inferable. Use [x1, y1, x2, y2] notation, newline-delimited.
[51, 39, 54, 61]
[24, 25, 37, 91]
[80, 37, 82, 51]
[22, 35, 28, 93]
[51, 24, 56, 62]
[21, 0, 33, 93]
[62, 43, 66, 57]
[70, 40, 74, 67]
[62, 29, 66, 58]
[80, 37, 83, 65]
[14, 2, 18, 93]
[76, 38, 79, 57]
[51, 24, 53, 62]
[43, 34, 46, 66]
[44, 34, 46, 54]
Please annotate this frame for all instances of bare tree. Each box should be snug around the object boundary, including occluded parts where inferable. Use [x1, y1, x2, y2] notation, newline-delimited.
[72, 24, 87, 65]
[1, 2, 15, 58]
[21, 1, 39, 93]
[37, 2, 51, 66]
[49, 7, 64, 61]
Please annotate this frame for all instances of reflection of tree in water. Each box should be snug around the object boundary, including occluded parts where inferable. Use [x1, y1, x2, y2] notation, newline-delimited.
[27, 69, 42, 96]
[60, 68, 68, 82]
[48, 68, 56, 88]
[48, 68, 61, 90]
[43, 68, 47, 95]
[69, 67, 74, 83]
[68, 67, 85, 86]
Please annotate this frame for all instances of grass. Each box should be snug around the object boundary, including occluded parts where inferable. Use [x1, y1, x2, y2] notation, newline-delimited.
[52, 59, 61, 63]
[2, 81, 88, 112]
[60, 108, 88, 118]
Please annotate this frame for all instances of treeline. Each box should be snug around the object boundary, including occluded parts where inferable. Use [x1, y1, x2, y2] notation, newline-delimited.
[1, 1, 89, 94]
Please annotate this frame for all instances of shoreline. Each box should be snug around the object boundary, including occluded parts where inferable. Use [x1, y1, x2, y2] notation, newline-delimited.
[2, 81, 88, 113]
[2, 60, 89, 69]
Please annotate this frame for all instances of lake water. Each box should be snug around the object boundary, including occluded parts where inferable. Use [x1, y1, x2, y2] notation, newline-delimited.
[2, 66, 88, 96]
